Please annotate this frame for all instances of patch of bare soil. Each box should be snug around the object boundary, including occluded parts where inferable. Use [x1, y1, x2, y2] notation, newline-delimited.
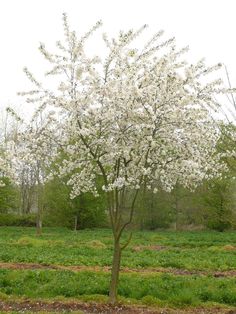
[0, 300, 235, 314]
[133, 267, 236, 278]
[0, 262, 236, 278]
[0, 262, 58, 270]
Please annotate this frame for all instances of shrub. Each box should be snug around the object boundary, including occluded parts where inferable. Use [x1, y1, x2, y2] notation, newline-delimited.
[0, 213, 36, 227]
[207, 219, 231, 232]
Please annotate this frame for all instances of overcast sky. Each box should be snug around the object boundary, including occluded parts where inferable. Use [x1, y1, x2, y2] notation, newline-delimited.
[0, 0, 236, 118]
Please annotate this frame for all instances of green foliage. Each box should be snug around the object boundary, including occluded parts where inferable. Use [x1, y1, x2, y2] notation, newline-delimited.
[0, 214, 36, 227]
[0, 228, 236, 271]
[201, 123, 236, 231]
[135, 188, 174, 230]
[43, 177, 107, 229]
[0, 177, 20, 213]
[198, 179, 235, 232]
[0, 268, 236, 307]
[0, 228, 235, 308]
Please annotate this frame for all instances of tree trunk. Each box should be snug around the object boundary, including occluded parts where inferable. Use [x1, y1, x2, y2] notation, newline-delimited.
[74, 216, 78, 231]
[175, 190, 179, 231]
[36, 180, 42, 236]
[173, 221, 177, 231]
[108, 188, 139, 304]
[36, 207, 42, 236]
[109, 238, 121, 304]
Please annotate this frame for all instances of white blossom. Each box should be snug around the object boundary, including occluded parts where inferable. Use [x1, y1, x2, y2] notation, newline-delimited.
[18, 14, 231, 205]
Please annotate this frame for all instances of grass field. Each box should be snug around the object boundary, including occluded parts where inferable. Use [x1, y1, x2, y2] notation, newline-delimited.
[0, 227, 235, 313]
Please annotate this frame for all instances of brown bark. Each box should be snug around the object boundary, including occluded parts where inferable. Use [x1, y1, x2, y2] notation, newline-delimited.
[108, 189, 139, 304]
[109, 238, 121, 304]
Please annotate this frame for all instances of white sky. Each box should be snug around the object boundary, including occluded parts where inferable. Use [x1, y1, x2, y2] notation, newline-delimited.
[0, 0, 236, 119]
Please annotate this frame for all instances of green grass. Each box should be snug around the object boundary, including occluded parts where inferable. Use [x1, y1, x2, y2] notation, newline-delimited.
[0, 227, 235, 270]
[0, 227, 235, 309]
[0, 269, 236, 307]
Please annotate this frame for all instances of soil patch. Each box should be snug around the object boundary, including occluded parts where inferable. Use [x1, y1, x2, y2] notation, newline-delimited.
[0, 262, 236, 278]
[0, 300, 235, 314]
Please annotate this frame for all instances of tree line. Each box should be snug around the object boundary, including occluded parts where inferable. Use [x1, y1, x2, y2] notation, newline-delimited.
[0, 132, 235, 233]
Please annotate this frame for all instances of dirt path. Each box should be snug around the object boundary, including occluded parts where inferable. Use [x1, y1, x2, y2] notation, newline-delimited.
[0, 262, 235, 278]
[0, 300, 235, 314]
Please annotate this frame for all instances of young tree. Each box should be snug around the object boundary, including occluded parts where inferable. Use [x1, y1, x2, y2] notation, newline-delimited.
[19, 14, 231, 303]
[8, 110, 57, 235]
[0, 109, 19, 188]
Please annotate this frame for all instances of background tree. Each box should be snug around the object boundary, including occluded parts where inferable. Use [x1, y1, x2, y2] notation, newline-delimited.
[43, 175, 107, 229]
[0, 177, 19, 213]
[9, 110, 58, 234]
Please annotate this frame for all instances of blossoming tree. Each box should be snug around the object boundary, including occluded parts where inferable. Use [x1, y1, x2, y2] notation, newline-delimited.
[8, 109, 58, 234]
[19, 14, 229, 303]
[0, 112, 17, 187]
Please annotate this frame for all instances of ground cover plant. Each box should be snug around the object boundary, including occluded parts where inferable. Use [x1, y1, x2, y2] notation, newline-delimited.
[0, 227, 236, 312]
[0, 228, 236, 271]
[0, 269, 236, 307]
